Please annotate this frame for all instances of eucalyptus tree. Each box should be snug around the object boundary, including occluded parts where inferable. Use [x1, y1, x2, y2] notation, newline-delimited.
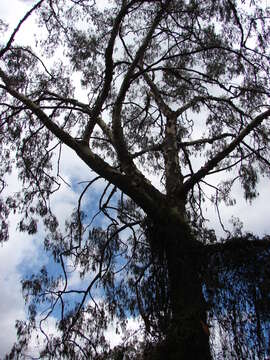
[1, 0, 270, 359]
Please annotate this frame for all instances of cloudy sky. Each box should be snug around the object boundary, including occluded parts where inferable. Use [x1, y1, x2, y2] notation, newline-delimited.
[0, 3, 103, 355]
[0, 0, 270, 357]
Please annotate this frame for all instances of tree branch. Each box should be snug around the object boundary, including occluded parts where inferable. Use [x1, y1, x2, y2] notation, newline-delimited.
[142, 71, 174, 118]
[112, 2, 170, 174]
[131, 143, 164, 159]
[81, 1, 137, 144]
[0, 67, 165, 219]
[181, 108, 270, 193]
[180, 133, 234, 147]
[40, 91, 114, 143]
[0, 0, 45, 58]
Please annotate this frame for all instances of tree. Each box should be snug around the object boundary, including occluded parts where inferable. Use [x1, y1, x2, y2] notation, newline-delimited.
[0, 0, 270, 358]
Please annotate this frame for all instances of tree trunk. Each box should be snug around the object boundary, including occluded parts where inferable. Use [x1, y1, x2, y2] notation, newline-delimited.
[147, 220, 212, 360]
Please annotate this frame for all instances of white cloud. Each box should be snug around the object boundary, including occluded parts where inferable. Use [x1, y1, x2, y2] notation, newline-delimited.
[23, 315, 59, 359]
[0, 167, 86, 357]
[53, 144, 108, 194]
[50, 182, 78, 230]
[105, 316, 142, 349]
[0, 270, 25, 356]
[1, 0, 270, 358]
[0, 218, 40, 357]
[0, 0, 37, 43]
[202, 176, 270, 238]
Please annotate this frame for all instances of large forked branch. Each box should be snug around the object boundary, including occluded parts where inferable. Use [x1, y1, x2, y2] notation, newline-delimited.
[112, 1, 171, 174]
[0, 68, 165, 218]
[181, 108, 270, 194]
[0, 0, 45, 58]
[130, 133, 234, 159]
[141, 71, 184, 196]
[82, 0, 138, 144]
[180, 133, 234, 147]
[41, 91, 114, 143]
[142, 70, 248, 119]
[142, 71, 174, 118]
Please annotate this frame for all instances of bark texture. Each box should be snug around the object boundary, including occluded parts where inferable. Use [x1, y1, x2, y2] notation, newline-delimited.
[147, 219, 212, 360]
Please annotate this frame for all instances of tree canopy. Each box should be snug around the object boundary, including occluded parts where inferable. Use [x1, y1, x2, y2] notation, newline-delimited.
[0, 0, 270, 359]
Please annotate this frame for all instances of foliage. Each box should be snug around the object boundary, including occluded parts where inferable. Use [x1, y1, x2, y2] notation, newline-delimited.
[0, 0, 270, 358]
[205, 235, 270, 359]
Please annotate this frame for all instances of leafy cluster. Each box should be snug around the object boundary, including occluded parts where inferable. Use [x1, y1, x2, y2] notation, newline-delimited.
[0, 0, 270, 358]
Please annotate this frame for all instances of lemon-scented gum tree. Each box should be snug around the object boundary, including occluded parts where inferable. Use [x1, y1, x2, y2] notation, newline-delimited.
[1, 1, 270, 358]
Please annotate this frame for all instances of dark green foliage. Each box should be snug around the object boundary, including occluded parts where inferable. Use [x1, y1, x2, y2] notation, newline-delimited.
[0, 0, 270, 358]
[205, 236, 270, 359]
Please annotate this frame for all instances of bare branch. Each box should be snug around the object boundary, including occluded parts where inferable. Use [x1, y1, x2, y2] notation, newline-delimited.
[0, 67, 165, 217]
[82, 0, 138, 144]
[0, 0, 45, 58]
[181, 108, 270, 193]
[131, 143, 164, 159]
[180, 133, 235, 147]
[112, 2, 170, 173]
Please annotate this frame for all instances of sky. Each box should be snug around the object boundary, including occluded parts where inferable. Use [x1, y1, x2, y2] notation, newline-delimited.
[0, 0, 270, 358]
[0, 1, 109, 357]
